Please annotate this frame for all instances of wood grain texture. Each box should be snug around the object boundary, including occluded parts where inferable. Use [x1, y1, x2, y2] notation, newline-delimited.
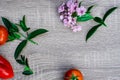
[0, 0, 120, 80]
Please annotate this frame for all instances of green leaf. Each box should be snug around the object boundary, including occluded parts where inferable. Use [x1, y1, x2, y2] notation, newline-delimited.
[28, 29, 48, 39]
[2, 17, 10, 30]
[22, 70, 33, 75]
[11, 23, 19, 32]
[24, 66, 30, 71]
[16, 59, 25, 65]
[86, 5, 94, 13]
[19, 15, 30, 32]
[79, 1, 83, 7]
[25, 58, 29, 67]
[103, 7, 117, 21]
[77, 13, 93, 22]
[2, 17, 19, 32]
[21, 55, 25, 62]
[14, 40, 27, 59]
[72, 12, 77, 18]
[94, 17, 107, 26]
[23, 66, 33, 75]
[8, 32, 20, 41]
[8, 35, 16, 41]
[20, 20, 30, 32]
[86, 24, 102, 41]
[13, 33, 21, 39]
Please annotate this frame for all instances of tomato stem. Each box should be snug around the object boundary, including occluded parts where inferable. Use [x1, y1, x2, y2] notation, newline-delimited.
[71, 74, 78, 80]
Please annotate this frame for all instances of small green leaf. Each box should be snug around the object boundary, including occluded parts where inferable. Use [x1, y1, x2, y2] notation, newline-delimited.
[8, 35, 16, 41]
[8, 32, 20, 41]
[86, 24, 102, 41]
[11, 23, 19, 32]
[103, 7, 117, 21]
[23, 66, 33, 75]
[72, 12, 77, 18]
[16, 59, 25, 65]
[25, 58, 29, 67]
[2, 17, 19, 32]
[94, 17, 107, 26]
[19, 15, 30, 32]
[2, 17, 10, 30]
[13, 33, 21, 39]
[28, 29, 48, 39]
[79, 1, 83, 7]
[24, 66, 30, 71]
[20, 21, 30, 32]
[77, 13, 93, 22]
[86, 5, 94, 13]
[14, 40, 27, 59]
[22, 70, 33, 75]
[21, 55, 25, 61]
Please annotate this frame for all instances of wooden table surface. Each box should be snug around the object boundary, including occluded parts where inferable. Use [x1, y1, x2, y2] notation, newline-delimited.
[0, 0, 120, 80]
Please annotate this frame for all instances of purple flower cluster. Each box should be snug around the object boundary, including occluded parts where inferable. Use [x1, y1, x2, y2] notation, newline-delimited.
[58, 0, 87, 32]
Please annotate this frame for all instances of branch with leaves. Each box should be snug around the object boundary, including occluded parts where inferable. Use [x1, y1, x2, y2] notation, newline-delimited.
[58, 0, 117, 41]
[2, 15, 48, 75]
[73, 5, 117, 41]
[86, 7, 117, 41]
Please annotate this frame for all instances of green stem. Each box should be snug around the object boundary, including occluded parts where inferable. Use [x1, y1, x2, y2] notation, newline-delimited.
[28, 39, 38, 45]
[18, 32, 38, 45]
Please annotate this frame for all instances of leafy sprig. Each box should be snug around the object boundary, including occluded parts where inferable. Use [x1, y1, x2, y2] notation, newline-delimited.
[71, 1, 117, 41]
[19, 15, 30, 32]
[86, 7, 117, 41]
[14, 40, 27, 59]
[2, 15, 48, 75]
[16, 55, 33, 75]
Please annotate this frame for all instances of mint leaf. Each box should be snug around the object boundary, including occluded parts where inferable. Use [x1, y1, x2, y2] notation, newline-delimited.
[23, 66, 33, 75]
[16, 59, 25, 65]
[77, 13, 93, 22]
[86, 24, 102, 41]
[19, 15, 30, 32]
[22, 70, 33, 75]
[8, 35, 16, 41]
[8, 32, 20, 41]
[13, 33, 21, 39]
[28, 29, 48, 39]
[14, 40, 27, 59]
[2, 17, 19, 32]
[94, 17, 107, 26]
[21, 55, 25, 62]
[20, 21, 30, 32]
[25, 58, 29, 67]
[86, 5, 94, 13]
[103, 7, 117, 21]
[24, 66, 30, 71]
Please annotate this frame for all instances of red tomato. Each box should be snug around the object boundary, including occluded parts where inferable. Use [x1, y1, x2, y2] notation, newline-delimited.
[0, 55, 14, 79]
[64, 69, 83, 80]
[0, 25, 8, 45]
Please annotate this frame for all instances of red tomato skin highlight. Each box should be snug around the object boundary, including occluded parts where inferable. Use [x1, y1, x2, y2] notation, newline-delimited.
[0, 25, 8, 45]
